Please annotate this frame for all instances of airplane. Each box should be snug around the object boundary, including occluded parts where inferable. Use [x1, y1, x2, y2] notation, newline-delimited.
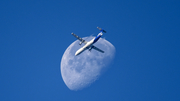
[71, 27, 106, 56]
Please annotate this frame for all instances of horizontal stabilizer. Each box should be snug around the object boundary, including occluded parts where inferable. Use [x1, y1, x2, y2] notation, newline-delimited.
[97, 27, 106, 33]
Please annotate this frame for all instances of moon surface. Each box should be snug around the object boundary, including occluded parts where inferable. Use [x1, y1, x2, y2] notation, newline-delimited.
[61, 36, 115, 90]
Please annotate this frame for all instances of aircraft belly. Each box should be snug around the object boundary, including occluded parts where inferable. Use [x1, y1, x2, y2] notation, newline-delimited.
[75, 41, 94, 56]
[75, 47, 86, 56]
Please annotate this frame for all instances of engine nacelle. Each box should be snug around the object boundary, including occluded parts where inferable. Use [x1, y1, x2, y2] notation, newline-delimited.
[89, 47, 92, 51]
[79, 42, 82, 45]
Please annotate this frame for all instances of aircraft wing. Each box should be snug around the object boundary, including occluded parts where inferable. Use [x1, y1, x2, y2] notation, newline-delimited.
[71, 33, 87, 44]
[92, 45, 104, 53]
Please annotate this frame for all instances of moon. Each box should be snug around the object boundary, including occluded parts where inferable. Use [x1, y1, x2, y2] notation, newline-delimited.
[61, 36, 115, 91]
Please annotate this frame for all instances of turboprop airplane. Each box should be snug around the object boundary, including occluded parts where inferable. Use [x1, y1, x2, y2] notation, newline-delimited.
[72, 27, 106, 56]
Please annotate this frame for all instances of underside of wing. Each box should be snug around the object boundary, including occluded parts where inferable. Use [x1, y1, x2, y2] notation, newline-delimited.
[92, 45, 104, 53]
[71, 33, 87, 44]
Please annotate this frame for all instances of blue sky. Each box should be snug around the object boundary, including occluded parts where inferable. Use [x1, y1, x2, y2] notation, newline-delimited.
[0, 0, 180, 101]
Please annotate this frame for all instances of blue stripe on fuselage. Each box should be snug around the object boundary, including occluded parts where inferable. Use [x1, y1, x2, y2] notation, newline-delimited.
[93, 33, 102, 43]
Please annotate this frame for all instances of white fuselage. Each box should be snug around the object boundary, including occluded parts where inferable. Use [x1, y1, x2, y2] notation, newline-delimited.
[75, 38, 95, 56]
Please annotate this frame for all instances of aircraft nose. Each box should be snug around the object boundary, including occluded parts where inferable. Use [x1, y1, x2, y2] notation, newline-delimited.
[75, 51, 78, 56]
